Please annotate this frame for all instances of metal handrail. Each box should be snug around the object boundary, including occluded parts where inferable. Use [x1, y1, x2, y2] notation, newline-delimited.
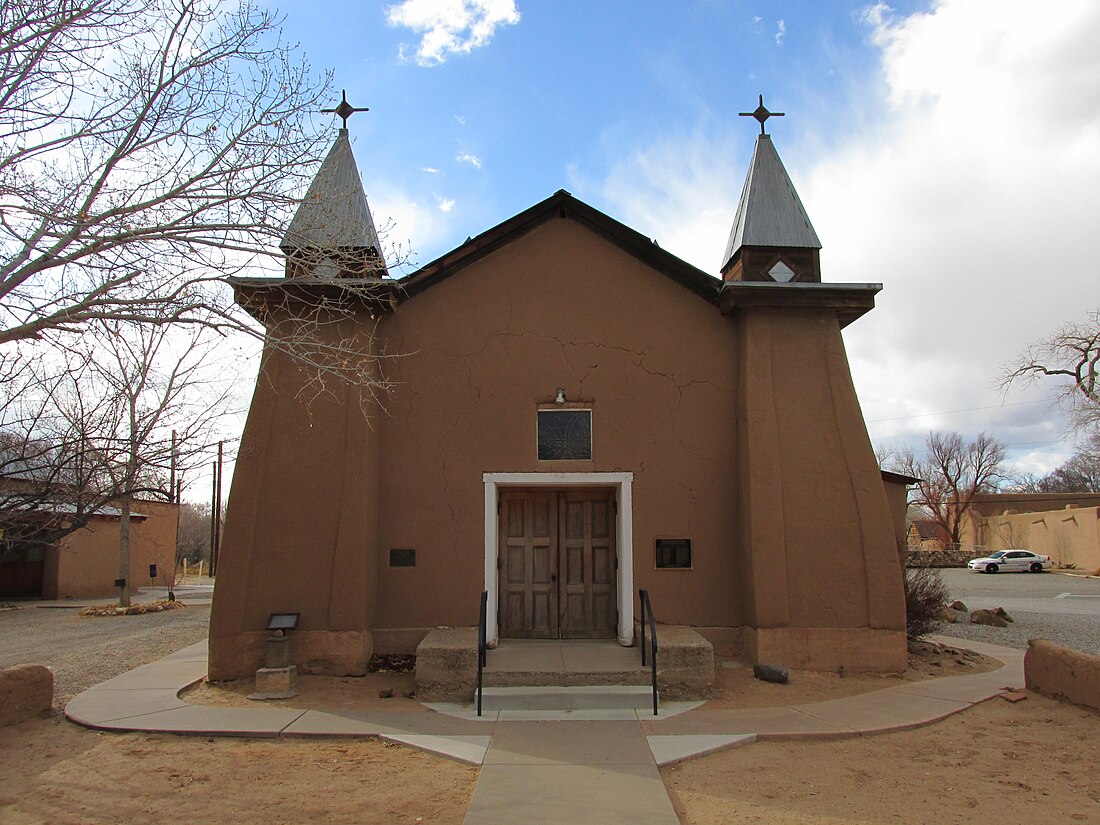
[477, 590, 488, 717]
[638, 589, 658, 716]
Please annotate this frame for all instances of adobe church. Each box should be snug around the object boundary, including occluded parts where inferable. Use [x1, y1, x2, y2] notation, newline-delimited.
[208, 100, 907, 681]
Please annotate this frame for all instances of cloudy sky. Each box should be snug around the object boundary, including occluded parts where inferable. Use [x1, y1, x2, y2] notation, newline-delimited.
[257, 0, 1099, 478]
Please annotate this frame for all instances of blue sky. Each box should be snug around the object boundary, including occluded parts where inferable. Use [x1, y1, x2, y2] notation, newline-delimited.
[224, 0, 1100, 485]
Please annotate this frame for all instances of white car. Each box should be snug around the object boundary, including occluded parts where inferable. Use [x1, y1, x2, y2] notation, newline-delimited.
[967, 549, 1052, 574]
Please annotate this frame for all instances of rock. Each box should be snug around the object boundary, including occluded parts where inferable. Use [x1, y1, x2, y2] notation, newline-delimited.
[378, 688, 394, 699]
[993, 607, 1014, 623]
[753, 664, 789, 684]
[970, 608, 1008, 628]
[401, 689, 417, 699]
[937, 607, 960, 623]
[948, 600, 968, 612]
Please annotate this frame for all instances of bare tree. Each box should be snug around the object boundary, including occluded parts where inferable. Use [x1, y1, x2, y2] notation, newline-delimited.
[0, 0, 398, 395]
[0, 321, 235, 604]
[892, 432, 1007, 547]
[176, 500, 210, 563]
[1004, 310, 1100, 431]
[1005, 431, 1100, 493]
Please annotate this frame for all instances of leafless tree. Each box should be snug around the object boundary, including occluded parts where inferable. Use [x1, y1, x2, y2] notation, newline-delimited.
[1005, 431, 1100, 494]
[0, 0, 398, 403]
[891, 432, 1007, 547]
[1003, 310, 1100, 431]
[0, 321, 235, 604]
[176, 500, 210, 563]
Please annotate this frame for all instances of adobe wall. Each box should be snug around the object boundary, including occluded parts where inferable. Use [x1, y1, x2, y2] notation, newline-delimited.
[970, 505, 1100, 571]
[53, 501, 179, 599]
[0, 664, 53, 726]
[208, 332, 380, 680]
[375, 218, 741, 635]
[1025, 639, 1100, 712]
[735, 308, 907, 672]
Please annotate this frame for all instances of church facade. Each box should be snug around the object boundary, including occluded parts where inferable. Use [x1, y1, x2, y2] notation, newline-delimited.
[208, 119, 907, 680]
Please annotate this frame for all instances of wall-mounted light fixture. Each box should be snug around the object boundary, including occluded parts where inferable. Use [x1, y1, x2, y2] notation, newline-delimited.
[554, 388, 566, 404]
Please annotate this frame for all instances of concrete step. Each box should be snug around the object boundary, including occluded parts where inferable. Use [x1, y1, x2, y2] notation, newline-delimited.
[482, 669, 650, 688]
[478, 685, 657, 711]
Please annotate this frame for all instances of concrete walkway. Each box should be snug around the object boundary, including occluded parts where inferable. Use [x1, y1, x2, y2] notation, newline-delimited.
[64, 635, 1025, 825]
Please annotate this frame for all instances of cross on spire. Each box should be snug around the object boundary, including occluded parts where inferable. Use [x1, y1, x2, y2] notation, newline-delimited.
[739, 94, 784, 135]
[322, 90, 369, 130]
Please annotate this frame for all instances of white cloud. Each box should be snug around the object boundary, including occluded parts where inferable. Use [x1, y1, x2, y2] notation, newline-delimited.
[385, 0, 520, 67]
[775, 19, 786, 46]
[437, 196, 456, 213]
[586, 0, 1100, 471]
[454, 114, 467, 125]
[456, 151, 483, 168]
[422, 166, 440, 173]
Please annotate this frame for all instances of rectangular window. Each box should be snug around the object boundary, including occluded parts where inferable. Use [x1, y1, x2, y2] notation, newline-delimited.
[389, 548, 416, 567]
[537, 409, 592, 461]
[656, 538, 692, 569]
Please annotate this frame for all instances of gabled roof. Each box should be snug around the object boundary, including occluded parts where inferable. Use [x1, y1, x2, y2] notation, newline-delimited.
[281, 129, 384, 256]
[910, 519, 949, 541]
[396, 190, 723, 304]
[721, 134, 821, 271]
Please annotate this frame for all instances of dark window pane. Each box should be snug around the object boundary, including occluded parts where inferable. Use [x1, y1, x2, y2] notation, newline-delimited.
[537, 410, 592, 460]
[389, 548, 416, 567]
[656, 538, 692, 569]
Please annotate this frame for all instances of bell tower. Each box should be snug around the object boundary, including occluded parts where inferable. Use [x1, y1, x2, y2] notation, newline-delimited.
[720, 95, 821, 283]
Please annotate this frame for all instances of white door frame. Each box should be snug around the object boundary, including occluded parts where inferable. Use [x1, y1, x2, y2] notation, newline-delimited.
[483, 472, 634, 646]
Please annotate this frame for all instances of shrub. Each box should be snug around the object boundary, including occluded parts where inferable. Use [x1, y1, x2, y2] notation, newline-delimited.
[904, 567, 949, 641]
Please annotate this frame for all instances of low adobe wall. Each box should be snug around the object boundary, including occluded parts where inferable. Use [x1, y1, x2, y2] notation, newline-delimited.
[1025, 639, 1100, 711]
[0, 664, 53, 726]
[906, 549, 973, 568]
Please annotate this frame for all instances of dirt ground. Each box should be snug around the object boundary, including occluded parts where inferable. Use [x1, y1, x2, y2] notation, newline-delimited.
[3, 606, 1097, 824]
[664, 691, 1100, 824]
[182, 640, 998, 713]
[0, 715, 476, 825]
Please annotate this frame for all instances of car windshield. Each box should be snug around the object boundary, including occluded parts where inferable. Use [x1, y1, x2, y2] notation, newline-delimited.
[989, 551, 1007, 558]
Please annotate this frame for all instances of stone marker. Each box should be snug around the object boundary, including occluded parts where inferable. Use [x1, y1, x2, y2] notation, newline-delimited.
[249, 630, 298, 700]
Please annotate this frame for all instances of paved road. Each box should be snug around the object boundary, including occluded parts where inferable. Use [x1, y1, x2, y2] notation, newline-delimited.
[936, 567, 1100, 656]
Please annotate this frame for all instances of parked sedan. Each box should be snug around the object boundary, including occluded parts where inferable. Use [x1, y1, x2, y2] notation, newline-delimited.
[967, 549, 1053, 574]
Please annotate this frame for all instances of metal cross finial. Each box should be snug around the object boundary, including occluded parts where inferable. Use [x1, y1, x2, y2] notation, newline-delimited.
[322, 90, 369, 129]
[739, 94, 784, 135]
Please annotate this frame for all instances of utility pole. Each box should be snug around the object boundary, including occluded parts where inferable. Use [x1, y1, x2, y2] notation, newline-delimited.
[209, 441, 224, 577]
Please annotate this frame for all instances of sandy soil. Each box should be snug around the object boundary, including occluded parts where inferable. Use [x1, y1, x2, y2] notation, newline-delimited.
[664, 691, 1100, 824]
[0, 715, 476, 825]
[702, 641, 999, 710]
[183, 668, 428, 713]
[183, 640, 1000, 713]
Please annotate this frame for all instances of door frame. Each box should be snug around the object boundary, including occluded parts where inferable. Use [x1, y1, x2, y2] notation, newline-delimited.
[484, 472, 634, 647]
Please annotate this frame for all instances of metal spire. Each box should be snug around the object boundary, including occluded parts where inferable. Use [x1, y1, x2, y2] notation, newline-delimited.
[738, 94, 784, 135]
[322, 89, 369, 129]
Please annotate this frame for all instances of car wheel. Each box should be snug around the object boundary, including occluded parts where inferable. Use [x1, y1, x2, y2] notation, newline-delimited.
[1030, 562, 1043, 573]
[986, 563, 999, 573]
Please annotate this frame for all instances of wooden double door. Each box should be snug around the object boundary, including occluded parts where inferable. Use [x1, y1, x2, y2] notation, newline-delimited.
[498, 488, 617, 639]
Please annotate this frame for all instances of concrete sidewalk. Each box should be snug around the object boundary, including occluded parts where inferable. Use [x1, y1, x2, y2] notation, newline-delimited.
[64, 635, 1025, 825]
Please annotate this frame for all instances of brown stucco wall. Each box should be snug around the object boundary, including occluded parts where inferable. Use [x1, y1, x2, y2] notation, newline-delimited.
[210, 215, 906, 678]
[209, 335, 380, 679]
[963, 504, 1100, 571]
[53, 500, 179, 599]
[735, 309, 906, 671]
[374, 218, 740, 634]
[1025, 639, 1100, 711]
[0, 664, 53, 725]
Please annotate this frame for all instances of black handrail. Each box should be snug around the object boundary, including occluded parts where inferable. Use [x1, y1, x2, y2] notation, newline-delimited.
[477, 590, 488, 716]
[638, 589, 658, 716]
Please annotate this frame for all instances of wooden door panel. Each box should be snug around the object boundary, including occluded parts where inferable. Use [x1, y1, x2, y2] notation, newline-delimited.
[499, 490, 558, 638]
[499, 488, 616, 640]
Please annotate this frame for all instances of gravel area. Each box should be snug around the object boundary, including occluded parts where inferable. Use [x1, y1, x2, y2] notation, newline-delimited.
[935, 608, 1100, 657]
[0, 601, 210, 706]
